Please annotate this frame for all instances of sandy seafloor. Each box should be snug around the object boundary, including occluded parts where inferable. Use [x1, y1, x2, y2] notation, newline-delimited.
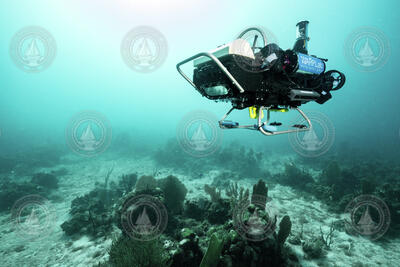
[0, 153, 399, 267]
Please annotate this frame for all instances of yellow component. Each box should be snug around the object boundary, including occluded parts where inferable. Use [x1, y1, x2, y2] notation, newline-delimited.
[249, 106, 264, 119]
[270, 108, 289, 112]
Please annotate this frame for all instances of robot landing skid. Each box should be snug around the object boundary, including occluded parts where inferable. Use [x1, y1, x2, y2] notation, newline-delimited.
[218, 106, 312, 136]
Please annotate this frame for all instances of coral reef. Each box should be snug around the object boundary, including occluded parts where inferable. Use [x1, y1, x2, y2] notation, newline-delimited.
[104, 236, 169, 267]
[273, 162, 314, 191]
[272, 159, 398, 219]
[302, 238, 325, 259]
[204, 184, 221, 203]
[216, 218, 297, 266]
[206, 200, 230, 225]
[61, 186, 117, 237]
[203, 184, 230, 224]
[183, 199, 208, 221]
[317, 161, 360, 202]
[277, 215, 292, 247]
[199, 233, 224, 267]
[377, 182, 400, 233]
[113, 173, 137, 195]
[271, 155, 400, 241]
[0, 173, 60, 212]
[70, 172, 302, 267]
[135, 175, 158, 192]
[61, 171, 137, 237]
[158, 175, 187, 214]
[300, 223, 335, 260]
[116, 187, 167, 238]
[226, 182, 249, 211]
[170, 228, 203, 267]
[0, 179, 45, 212]
[211, 172, 238, 191]
[320, 223, 335, 249]
[251, 179, 269, 209]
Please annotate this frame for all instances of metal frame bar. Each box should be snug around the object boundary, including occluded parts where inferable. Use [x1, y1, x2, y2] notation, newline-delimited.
[218, 106, 312, 136]
[257, 107, 312, 136]
[176, 52, 245, 94]
[218, 107, 257, 130]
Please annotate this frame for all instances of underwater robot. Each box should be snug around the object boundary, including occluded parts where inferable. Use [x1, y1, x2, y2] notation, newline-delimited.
[177, 21, 346, 136]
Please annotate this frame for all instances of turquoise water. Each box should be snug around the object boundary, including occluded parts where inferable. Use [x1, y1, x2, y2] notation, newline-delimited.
[1, 1, 399, 266]
[1, 0, 399, 154]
